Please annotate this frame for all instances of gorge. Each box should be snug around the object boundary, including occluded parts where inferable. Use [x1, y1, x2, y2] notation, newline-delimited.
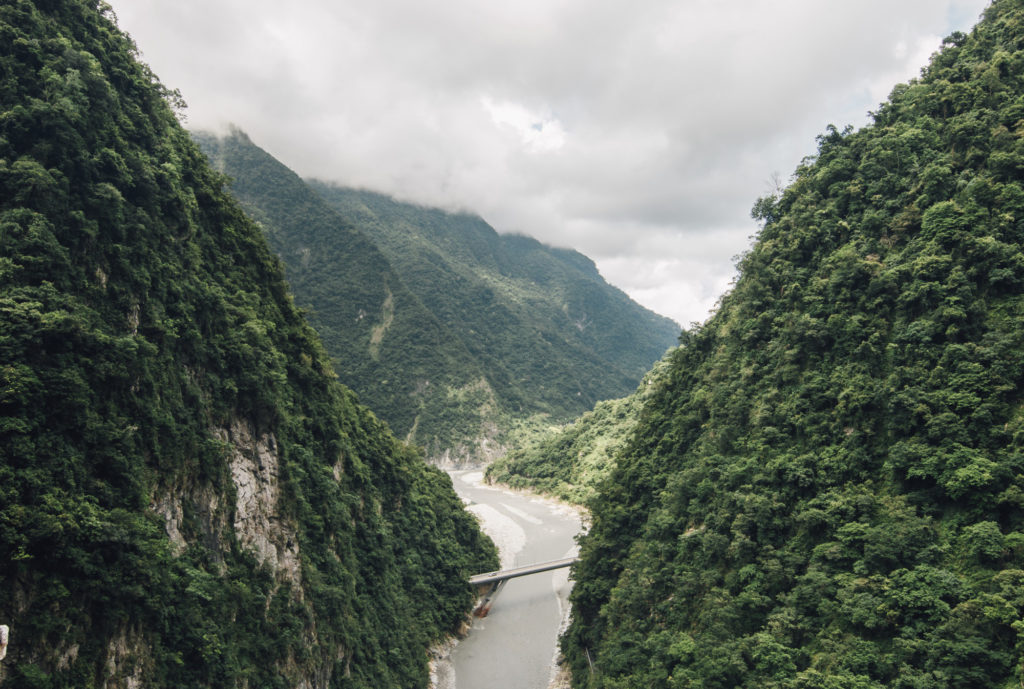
[5, 1, 1024, 689]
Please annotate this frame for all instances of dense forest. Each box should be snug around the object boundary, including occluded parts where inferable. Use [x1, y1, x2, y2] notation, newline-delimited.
[564, 1, 1024, 687]
[307, 183, 680, 446]
[0, 2, 496, 687]
[485, 351, 675, 504]
[195, 128, 679, 464]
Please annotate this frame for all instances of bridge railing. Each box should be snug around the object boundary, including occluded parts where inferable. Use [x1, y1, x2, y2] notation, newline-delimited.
[469, 556, 578, 586]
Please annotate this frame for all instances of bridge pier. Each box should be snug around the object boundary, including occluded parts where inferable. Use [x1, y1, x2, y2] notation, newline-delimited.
[473, 580, 507, 617]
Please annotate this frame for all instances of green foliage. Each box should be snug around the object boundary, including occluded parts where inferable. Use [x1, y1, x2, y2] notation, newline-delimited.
[307, 183, 681, 435]
[565, 2, 1024, 687]
[194, 132, 679, 462]
[486, 352, 676, 504]
[0, 2, 496, 687]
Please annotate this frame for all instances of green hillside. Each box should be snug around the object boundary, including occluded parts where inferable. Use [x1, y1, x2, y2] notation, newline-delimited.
[486, 350, 675, 504]
[195, 129, 496, 460]
[308, 183, 681, 421]
[565, 2, 1024, 687]
[192, 128, 680, 463]
[0, 2, 495, 687]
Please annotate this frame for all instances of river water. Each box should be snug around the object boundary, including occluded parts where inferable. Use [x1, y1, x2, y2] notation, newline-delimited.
[435, 470, 583, 689]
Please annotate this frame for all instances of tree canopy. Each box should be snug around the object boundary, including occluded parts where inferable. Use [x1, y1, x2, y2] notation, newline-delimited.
[565, 2, 1024, 687]
[0, 2, 495, 686]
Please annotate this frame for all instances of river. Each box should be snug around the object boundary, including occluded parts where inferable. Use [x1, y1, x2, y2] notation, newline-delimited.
[433, 470, 583, 689]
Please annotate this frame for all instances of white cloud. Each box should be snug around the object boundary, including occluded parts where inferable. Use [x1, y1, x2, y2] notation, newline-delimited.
[482, 97, 567, 153]
[109, 0, 990, 326]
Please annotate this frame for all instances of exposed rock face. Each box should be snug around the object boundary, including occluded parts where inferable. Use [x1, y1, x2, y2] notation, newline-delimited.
[150, 493, 187, 553]
[151, 479, 232, 567]
[101, 627, 150, 689]
[210, 415, 299, 581]
[149, 418, 304, 586]
[429, 434, 506, 469]
[217, 419, 302, 585]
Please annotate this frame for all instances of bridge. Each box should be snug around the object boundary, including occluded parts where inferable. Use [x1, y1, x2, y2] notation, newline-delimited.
[469, 556, 578, 616]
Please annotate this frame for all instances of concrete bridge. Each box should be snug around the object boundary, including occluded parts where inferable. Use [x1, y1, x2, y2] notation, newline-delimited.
[469, 557, 578, 616]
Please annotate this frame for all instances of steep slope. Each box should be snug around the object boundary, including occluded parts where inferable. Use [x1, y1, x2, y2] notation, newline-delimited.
[308, 183, 681, 422]
[0, 3, 496, 688]
[195, 129, 496, 460]
[486, 351, 675, 504]
[566, 3, 1024, 687]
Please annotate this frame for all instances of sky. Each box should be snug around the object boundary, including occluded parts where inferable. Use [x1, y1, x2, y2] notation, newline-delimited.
[109, 0, 991, 327]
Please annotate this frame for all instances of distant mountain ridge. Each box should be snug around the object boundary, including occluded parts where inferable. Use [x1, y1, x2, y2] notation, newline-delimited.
[198, 129, 680, 463]
[309, 183, 677, 383]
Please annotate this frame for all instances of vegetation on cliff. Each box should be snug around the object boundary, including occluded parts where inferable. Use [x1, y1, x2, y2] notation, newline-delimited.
[565, 2, 1024, 686]
[0, 2, 496, 687]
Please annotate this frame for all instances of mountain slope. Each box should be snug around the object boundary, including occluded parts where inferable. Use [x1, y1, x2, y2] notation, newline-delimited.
[195, 129, 494, 459]
[565, 3, 1024, 687]
[195, 128, 680, 462]
[0, 3, 496, 687]
[308, 183, 681, 421]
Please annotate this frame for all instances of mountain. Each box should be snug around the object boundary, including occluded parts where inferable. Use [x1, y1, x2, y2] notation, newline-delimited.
[0, 2, 496, 688]
[565, 3, 1024, 687]
[195, 129, 681, 463]
[195, 129, 493, 461]
[485, 350, 675, 504]
[307, 184, 681, 427]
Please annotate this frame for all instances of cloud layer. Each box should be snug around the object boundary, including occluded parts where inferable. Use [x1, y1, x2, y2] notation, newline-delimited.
[111, 0, 990, 326]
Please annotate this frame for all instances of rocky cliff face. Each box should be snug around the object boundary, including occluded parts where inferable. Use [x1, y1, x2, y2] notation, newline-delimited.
[219, 419, 302, 585]
[150, 417, 303, 584]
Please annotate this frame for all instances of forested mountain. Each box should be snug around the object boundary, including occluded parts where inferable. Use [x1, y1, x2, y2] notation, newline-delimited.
[0, 2, 496, 687]
[195, 129, 493, 462]
[308, 184, 680, 426]
[565, 2, 1024, 687]
[310, 184, 680, 383]
[196, 129, 680, 463]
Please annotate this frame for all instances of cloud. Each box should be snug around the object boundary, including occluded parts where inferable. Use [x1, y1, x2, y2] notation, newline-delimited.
[110, 0, 990, 326]
[481, 97, 567, 152]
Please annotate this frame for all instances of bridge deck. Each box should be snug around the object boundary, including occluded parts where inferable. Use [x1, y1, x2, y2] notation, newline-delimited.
[469, 556, 578, 586]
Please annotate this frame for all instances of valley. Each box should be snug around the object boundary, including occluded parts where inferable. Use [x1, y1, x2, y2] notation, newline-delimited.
[4, 1, 1024, 688]
[196, 128, 679, 464]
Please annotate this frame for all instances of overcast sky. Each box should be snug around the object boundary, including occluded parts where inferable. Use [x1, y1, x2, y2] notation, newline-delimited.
[109, 0, 990, 327]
